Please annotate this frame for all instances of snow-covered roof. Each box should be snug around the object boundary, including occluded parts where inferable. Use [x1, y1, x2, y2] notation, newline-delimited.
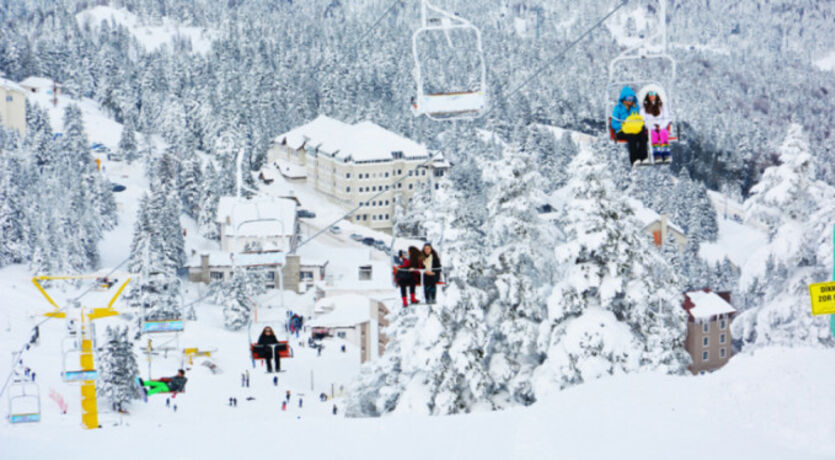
[18, 76, 58, 90]
[348, 121, 428, 161]
[297, 242, 392, 290]
[685, 290, 736, 320]
[310, 294, 373, 328]
[0, 77, 25, 94]
[216, 196, 297, 237]
[628, 198, 685, 235]
[274, 161, 307, 179]
[274, 115, 430, 163]
[259, 167, 278, 181]
[186, 251, 285, 268]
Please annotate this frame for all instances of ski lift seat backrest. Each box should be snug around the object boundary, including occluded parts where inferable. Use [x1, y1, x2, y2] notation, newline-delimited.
[250, 341, 292, 360]
[7, 381, 41, 423]
[411, 1, 487, 121]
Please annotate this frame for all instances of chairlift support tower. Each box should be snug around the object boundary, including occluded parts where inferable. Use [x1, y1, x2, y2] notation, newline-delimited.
[31, 275, 131, 429]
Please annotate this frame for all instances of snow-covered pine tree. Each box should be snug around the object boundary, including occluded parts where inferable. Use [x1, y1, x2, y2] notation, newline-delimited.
[532, 147, 690, 398]
[348, 152, 495, 416]
[734, 124, 835, 348]
[478, 142, 555, 407]
[0, 155, 28, 266]
[118, 118, 138, 164]
[97, 326, 141, 411]
[198, 162, 221, 240]
[212, 267, 265, 331]
[179, 156, 203, 220]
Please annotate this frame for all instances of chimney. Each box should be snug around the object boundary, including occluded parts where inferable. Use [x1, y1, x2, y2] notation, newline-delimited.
[201, 254, 210, 284]
[661, 213, 668, 244]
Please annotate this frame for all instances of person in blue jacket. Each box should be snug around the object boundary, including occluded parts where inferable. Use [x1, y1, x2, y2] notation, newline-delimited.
[611, 86, 648, 165]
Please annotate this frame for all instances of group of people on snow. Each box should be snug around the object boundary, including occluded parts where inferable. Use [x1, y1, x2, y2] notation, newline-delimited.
[394, 242, 442, 307]
[611, 85, 673, 165]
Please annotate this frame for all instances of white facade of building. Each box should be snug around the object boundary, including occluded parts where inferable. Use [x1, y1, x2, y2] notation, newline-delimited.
[310, 294, 391, 363]
[0, 78, 26, 136]
[269, 115, 449, 231]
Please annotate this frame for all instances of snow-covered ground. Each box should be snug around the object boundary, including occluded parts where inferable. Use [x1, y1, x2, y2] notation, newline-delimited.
[76, 6, 216, 54]
[814, 50, 835, 72]
[3, 304, 833, 460]
[4, 84, 834, 460]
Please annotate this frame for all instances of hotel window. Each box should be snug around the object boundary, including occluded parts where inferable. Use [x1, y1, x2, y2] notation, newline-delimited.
[720, 333, 726, 344]
[210, 271, 224, 280]
[346, 173, 351, 178]
[702, 322, 709, 333]
[346, 187, 350, 192]
[409, 170, 413, 177]
[720, 348, 727, 358]
[702, 351, 709, 362]
[385, 185, 389, 191]
[435, 183, 439, 190]
[359, 265, 372, 280]
[719, 318, 726, 330]
[398, 169, 402, 175]
[385, 172, 389, 177]
[5, 95, 12, 102]
[385, 214, 389, 219]
[385, 200, 389, 205]
[702, 336, 709, 347]
[408, 184, 413, 190]
[372, 186, 376, 191]
[372, 215, 376, 221]
[421, 170, 426, 176]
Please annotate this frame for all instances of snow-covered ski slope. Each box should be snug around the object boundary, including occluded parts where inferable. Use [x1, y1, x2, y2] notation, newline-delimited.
[2, 313, 833, 460]
[76, 6, 216, 54]
[3, 83, 835, 459]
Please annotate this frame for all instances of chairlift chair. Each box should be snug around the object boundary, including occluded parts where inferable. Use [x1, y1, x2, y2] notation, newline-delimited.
[605, 0, 679, 166]
[60, 335, 98, 383]
[7, 379, 41, 424]
[411, 1, 488, 120]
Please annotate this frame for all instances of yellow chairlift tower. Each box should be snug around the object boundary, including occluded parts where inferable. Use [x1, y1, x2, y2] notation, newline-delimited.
[32, 275, 131, 429]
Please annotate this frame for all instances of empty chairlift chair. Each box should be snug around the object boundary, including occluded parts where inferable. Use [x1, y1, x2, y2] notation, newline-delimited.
[411, 1, 488, 120]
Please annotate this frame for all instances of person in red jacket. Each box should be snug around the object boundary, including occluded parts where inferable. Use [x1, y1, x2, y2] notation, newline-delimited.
[395, 246, 422, 307]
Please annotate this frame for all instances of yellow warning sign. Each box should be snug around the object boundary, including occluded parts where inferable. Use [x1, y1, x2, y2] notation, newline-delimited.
[808, 281, 835, 315]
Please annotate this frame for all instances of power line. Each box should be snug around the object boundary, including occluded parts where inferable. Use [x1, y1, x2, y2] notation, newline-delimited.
[293, 154, 438, 253]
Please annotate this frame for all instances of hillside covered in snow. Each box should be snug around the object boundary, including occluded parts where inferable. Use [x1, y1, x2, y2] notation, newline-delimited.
[1, 0, 834, 458]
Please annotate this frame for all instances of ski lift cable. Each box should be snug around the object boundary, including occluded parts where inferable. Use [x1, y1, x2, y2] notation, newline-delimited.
[0, 255, 132, 399]
[293, 155, 438, 253]
[480, 0, 629, 120]
[312, 1, 404, 87]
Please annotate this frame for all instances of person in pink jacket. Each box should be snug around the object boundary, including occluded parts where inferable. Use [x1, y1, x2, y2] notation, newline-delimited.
[640, 90, 672, 162]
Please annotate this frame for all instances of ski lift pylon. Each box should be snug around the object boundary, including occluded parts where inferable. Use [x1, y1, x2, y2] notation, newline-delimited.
[411, 1, 487, 120]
